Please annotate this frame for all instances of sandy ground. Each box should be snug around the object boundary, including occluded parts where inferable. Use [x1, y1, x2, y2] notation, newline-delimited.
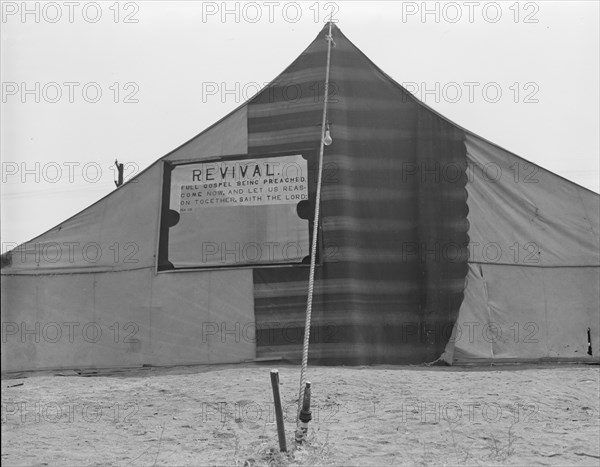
[1, 363, 599, 466]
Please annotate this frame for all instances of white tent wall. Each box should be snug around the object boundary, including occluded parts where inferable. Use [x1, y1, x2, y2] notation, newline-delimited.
[2, 270, 152, 371]
[447, 263, 600, 362]
[4, 163, 163, 274]
[149, 270, 254, 366]
[443, 134, 600, 363]
[463, 134, 599, 267]
[1, 107, 256, 373]
[1, 269, 255, 372]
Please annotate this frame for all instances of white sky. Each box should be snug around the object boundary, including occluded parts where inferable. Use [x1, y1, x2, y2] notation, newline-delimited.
[1, 1, 599, 248]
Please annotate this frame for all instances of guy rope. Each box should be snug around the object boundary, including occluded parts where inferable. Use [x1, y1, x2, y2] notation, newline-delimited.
[295, 20, 335, 442]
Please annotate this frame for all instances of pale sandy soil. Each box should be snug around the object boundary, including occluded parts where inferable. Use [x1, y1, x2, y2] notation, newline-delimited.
[1, 363, 599, 466]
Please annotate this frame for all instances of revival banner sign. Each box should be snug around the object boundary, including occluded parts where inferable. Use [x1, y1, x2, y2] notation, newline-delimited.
[172, 155, 308, 210]
[159, 154, 310, 269]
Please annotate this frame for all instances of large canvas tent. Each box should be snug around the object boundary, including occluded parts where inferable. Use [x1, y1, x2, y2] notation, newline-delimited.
[2, 24, 599, 373]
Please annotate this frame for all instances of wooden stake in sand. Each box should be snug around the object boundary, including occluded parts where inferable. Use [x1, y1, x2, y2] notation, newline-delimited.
[270, 369, 287, 452]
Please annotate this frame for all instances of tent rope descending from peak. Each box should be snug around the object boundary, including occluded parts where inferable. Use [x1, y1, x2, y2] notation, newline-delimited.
[296, 20, 336, 439]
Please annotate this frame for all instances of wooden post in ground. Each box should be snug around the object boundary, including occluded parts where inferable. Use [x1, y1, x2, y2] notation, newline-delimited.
[270, 369, 287, 452]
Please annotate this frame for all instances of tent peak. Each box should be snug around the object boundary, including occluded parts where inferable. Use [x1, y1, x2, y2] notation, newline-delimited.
[321, 21, 340, 31]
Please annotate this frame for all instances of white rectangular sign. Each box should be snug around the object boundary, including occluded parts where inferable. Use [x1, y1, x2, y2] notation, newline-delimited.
[162, 154, 311, 269]
[170, 154, 308, 212]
